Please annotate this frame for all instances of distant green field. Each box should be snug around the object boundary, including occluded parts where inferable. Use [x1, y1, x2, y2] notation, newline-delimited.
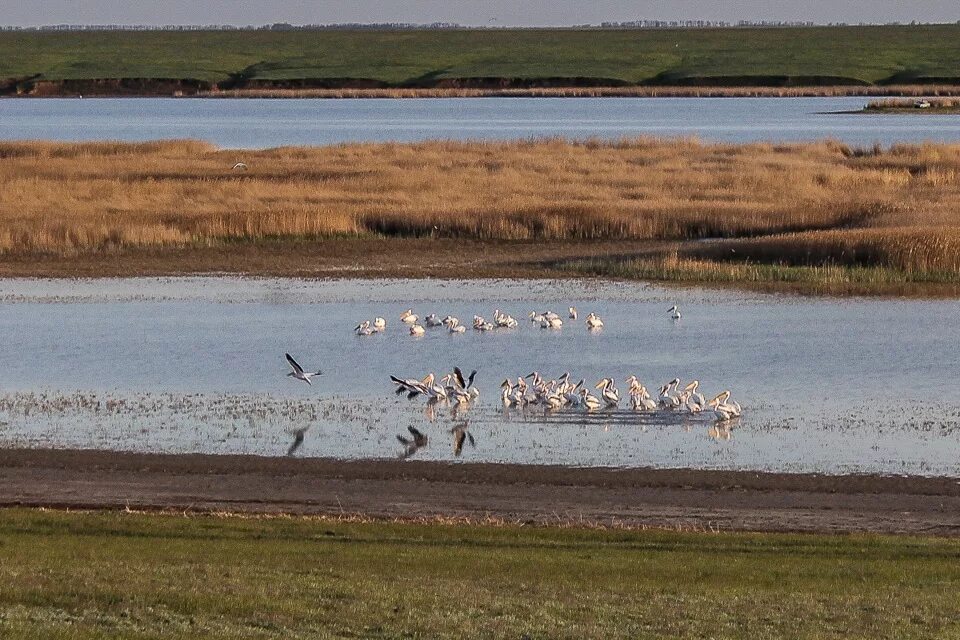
[1, 509, 960, 638]
[2, 25, 960, 87]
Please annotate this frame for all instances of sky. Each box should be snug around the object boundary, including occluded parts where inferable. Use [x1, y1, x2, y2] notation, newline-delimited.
[2, 0, 959, 27]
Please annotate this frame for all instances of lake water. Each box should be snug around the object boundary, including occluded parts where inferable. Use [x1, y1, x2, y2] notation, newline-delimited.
[1, 277, 958, 476]
[1, 97, 959, 147]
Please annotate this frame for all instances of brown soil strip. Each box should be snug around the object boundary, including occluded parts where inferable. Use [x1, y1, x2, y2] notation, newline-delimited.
[0, 239, 668, 279]
[2, 448, 959, 536]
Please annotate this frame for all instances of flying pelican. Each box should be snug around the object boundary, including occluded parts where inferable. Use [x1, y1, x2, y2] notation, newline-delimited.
[409, 324, 426, 336]
[400, 309, 418, 324]
[285, 353, 322, 385]
[668, 305, 682, 320]
[585, 313, 604, 329]
[569, 307, 578, 320]
[390, 374, 429, 397]
[232, 162, 248, 171]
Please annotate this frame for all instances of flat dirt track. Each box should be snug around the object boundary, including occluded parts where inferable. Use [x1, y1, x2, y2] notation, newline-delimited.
[2, 448, 959, 535]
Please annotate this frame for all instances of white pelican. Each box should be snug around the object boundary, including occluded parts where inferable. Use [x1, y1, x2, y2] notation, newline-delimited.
[390, 374, 430, 397]
[569, 307, 578, 320]
[285, 353, 322, 385]
[658, 378, 682, 409]
[668, 305, 682, 320]
[680, 380, 705, 413]
[232, 162, 248, 171]
[373, 317, 386, 331]
[473, 315, 494, 331]
[400, 309, 418, 324]
[580, 388, 602, 411]
[540, 316, 563, 329]
[595, 378, 620, 405]
[424, 313, 443, 327]
[708, 390, 742, 421]
[409, 324, 426, 336]
[585, 313, 604, 329]
[354, 320, 375, 336]
[493, 309, 518, 328]
[448, 319, 466, 333]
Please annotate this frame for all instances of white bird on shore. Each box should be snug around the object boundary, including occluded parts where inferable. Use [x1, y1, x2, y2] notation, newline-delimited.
[400, 309, 418, 324]
[285, 353, 322, 385]
[668, 305, 682, 320]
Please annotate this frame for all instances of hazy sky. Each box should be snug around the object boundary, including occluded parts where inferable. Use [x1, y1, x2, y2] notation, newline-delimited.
[3, 1, 959, 27]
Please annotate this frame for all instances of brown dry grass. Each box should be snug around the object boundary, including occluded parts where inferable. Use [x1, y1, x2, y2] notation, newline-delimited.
[866, 97, 960, 111]
[201, 85, 960, 99]
[2, 138, 960, 283]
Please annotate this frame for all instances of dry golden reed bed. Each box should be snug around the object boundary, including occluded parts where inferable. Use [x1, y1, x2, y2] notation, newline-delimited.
[2, 138, 960, 280]
[866, 97, 960, 111]
[202, 85, 960, 99]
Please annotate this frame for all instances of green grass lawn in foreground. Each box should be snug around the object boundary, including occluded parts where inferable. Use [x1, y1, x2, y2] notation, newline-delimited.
[0, 509, 958, 639]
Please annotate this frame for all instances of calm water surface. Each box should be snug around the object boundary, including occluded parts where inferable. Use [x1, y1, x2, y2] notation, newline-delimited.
[1, 277, 958, 476]
[1, 97, 958, 147]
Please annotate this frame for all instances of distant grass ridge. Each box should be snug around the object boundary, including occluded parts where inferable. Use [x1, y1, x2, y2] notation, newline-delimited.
[1, 509, 960, 638]
[3, 25, 960, 94]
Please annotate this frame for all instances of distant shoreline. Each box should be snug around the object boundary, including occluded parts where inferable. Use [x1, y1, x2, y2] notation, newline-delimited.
[5, 82, 960, 99]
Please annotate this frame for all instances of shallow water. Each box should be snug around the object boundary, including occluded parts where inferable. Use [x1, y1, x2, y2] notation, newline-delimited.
[2, 97, 959, 147]
[1, 277, 958, 476]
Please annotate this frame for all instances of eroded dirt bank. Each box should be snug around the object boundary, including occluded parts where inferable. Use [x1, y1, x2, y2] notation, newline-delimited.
[2, 448, 958, 535]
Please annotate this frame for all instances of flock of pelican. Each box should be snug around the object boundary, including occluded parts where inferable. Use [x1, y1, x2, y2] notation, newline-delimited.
[352, 306, 632, 337]
[499, 372, 742, 422]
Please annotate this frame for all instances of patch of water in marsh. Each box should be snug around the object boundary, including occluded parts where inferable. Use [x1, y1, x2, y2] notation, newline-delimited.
[1, 277, 958, 476]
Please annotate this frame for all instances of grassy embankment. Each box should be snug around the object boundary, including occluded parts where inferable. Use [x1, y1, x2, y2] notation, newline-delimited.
[3, 139, 960, 293]
[0, 508, 959, 638]
[865, 97, 960, 113]
[3, 25, 960, 95]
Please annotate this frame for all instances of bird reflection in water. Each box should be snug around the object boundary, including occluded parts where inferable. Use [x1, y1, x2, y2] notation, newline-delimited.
[287, 426, 309, 456]
[450, 422, 476, 457]
[397, 426, 428, 459]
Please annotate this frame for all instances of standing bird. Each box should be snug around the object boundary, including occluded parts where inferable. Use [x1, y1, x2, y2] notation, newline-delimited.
[668, 305, 682, 320]
[285, 353, 322, 385]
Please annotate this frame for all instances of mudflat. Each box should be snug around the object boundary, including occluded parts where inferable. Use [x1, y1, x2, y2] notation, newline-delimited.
[2, 448, 958, 536]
